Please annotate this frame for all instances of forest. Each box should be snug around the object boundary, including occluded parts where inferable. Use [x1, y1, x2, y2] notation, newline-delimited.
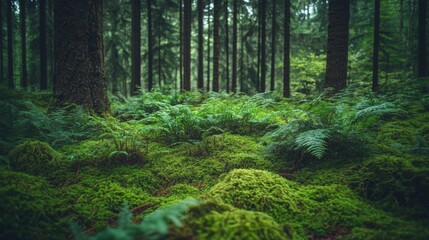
[0, 0, 429, 239]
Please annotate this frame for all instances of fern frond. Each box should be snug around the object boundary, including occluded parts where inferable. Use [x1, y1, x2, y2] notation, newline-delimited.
[294, 129, 330, 159]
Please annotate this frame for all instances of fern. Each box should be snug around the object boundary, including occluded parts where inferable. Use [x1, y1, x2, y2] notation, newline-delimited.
[294, 129, 330, 159]
[351, 102, 407, 126]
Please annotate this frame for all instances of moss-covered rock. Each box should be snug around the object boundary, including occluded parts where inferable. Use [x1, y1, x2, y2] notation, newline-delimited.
[173, 200, 292, 240]
[7, 140, 63, 176]
[0, 170, 68, 239]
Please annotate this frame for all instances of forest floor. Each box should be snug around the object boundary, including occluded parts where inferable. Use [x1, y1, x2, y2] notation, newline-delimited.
[1, 80, 429, 239]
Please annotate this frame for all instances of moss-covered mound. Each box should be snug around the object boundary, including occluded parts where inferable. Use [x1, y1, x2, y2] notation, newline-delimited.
[7, 140, 63, 176]
[206, 169, 300, 218]
[63, 176, 158, 230]
[0, 170, 68, 239]
[173, 200, 292, 240]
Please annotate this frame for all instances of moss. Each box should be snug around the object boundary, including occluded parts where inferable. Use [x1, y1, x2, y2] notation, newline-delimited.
[173, 200, 292, 240]
[7, 140, 63, 176]
[0, 170, 69, 239]
[63, 176, 157, 230]
[349, 156, 429, 211]
[61, 140, 113, 168]
[206, 169, 301, 219]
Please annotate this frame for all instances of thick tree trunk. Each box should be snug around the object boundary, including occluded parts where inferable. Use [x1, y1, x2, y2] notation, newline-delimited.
[53, 0, 109, 114]
[40, 0, 48, 90]
[197, 0, 204, 90]
[283, 0, 290, 98]
[418, 0, 428, 77]
[20, 0, 27, 89]
[212, 0, 220, 92]
[270, 0, 276, 92]
[232, 0, 238, 93]
[259, 0, 266, 92]
[325, 0, 350, 92]
[372, 0, 380, 92]
[183, 0, 191, 91]
[131, 0, 141, 94]
[7, 0, 13, 89]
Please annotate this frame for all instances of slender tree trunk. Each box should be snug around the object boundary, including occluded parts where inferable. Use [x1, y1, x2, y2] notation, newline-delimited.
[372, 0, 380, 91]
[40, 0, 48, 90]
[183, 0, 191, 91]
[260, 0, 266, 92]
[147, 0, 154, 92]
[158, 15, 162, 89]
[207, 6, 211, 92]
[418, 0, 428, 77]
[131, 0, 141, 94]
[179, 0, 183, 91]
[53, 0, 109, 114]
[20, 0, 27, 89]
[270, 0, 276, 92]
[257, 3, 261, 91]
[0, 1, 3, 83]
[325, 0, 350, 92]
[7, 0, 14, 89]
[213, 0, 220, 92]
[283, 0, 290, 98]
[197, 0, 204, 90]
[232, 0, 238, 93]
[240, 14, 244, 93]
[224, 0, 229, 92]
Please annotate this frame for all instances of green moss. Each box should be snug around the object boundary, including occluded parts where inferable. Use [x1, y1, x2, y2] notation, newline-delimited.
[0, 170, 68, 239]
[173, 200, 292, 240]
[206, 169, 301, 219]
[7, 140, 63, 176]
[63, 176, 157, 230]
[61, 140, 113, 168]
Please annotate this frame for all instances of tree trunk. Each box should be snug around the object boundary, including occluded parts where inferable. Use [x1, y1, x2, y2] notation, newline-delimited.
[7, 0, 13, 89]
[179, 0, 183, 91]
[40, 0, 48, 90]
[183, 0, 191, 91]
[224, 0, 229, 92]
[147, 0, 154, 92]
[418, 0, 428, 77]
[0, 1, 3, 83]
[325, 0, 350, 92]
[131, 0, 141, 94]
[197, 0, 204, 90]
[372, 0, 380, 91]
[212, 0, 220, 92]
[283, 0, 290, 98]
[207, 4, 211, 92]
[270, 0, 276, 92]
[20, 0, 27, 89]
[259, 0, 266, 92]
[232, 0, 238, 93]
[53, 0, 109, 114]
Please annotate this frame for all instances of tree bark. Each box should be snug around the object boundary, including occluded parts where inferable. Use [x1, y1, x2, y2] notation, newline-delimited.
[179, 0, 183, 91]
[147, 0, 154, 92]
[259, 0, 266, 92]
[53, 0, 109, 114]
[224, 0, 229, 92]
[197, 0, 204, 90]
[183, 0, 191, 91]
[131, 0, 141, 94]
[20, 0, 27, 89]
[40, 0, 48, 90]
[372, 0, 380, 91]
[207, 5, 211, 92]
[418, 0, 428, 77]
[0, 1, 3, 83]
[212, 0, 220, 92]
[270, 0, 276, 92]
[325, 0, 350, 92]
[7, 0, 13, 89]
[232, 0, 238, 93]
[283, 0, 290, 98]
